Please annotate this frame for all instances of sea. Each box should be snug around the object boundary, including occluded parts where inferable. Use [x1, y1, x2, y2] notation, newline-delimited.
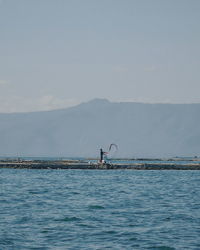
[0, 168, 200, 249]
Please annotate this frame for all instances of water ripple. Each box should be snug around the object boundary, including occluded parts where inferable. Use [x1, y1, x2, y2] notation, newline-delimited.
[0, 169, 200, 249]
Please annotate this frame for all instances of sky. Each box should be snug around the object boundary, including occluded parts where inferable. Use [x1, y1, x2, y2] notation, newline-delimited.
[0, 0, 200, 112]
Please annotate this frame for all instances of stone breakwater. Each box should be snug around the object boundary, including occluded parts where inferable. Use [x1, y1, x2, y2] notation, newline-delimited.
[0, 160, 200, 170]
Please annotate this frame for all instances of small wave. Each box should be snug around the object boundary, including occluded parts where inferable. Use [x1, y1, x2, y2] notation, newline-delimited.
[163, 217, 171, 221]
[55, 216, 81, 222]
[104, 230, 117, 234]
[148, 246, 175, 250]
[71, 191, 80, 195]
[88, 205, 105, 210]
[63, 216, 81, 222]
[78, 223, 96, 228]
[129, 237, 137, 241]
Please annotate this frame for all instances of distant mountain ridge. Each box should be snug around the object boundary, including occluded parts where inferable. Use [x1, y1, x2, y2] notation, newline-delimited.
[0, 99, 200, 158]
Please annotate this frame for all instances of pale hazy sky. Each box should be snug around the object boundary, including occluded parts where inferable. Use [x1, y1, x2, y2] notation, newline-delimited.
[0, 0, 200, 112]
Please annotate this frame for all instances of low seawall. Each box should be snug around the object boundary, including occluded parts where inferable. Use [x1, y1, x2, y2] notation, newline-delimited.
[1, 160, 200, 170]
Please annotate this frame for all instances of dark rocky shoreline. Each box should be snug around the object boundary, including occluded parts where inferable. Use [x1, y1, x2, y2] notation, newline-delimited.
[1, 160, 200, 170]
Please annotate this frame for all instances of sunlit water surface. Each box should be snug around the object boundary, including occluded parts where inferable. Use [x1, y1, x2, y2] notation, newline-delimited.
[1, 169, 200, 249]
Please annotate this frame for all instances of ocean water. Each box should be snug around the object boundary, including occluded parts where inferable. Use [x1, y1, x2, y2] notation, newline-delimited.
[0, 169, 200, 250]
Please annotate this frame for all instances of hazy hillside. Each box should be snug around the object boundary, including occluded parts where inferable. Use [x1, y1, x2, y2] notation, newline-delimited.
[0, 99, 200, 158]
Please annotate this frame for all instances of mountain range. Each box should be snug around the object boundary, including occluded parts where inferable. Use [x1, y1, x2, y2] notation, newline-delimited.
[0, 99, 200, 158]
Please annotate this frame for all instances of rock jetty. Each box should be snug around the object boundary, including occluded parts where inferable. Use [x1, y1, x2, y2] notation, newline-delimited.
[0, 159, 200, 170]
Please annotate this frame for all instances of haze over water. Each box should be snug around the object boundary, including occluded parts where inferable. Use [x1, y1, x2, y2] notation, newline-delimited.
[1, 169, 200, 249]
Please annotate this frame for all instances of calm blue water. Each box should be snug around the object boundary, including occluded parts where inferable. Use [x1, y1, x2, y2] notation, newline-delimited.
[1, 169, 200, 250]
